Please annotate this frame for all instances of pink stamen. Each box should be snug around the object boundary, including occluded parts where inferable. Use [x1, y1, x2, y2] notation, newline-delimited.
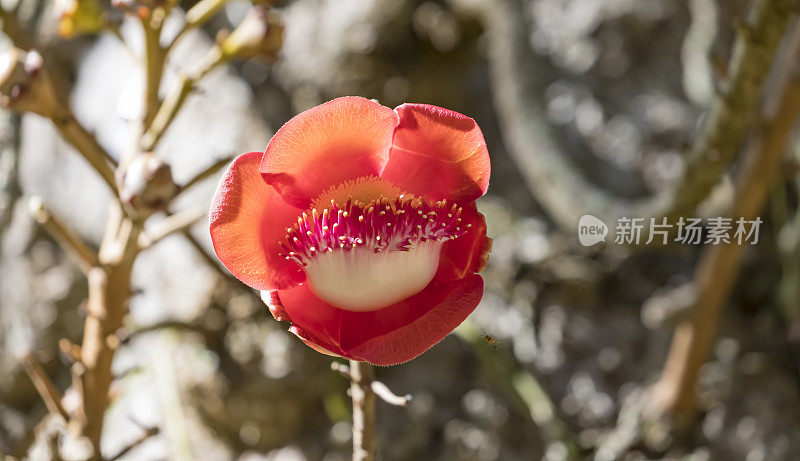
[278, 197, 469, 267]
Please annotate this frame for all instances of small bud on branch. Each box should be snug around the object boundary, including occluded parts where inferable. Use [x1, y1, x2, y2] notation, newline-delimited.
[219, 5, 284, 61]
[0, 48, 60, 117]
[118, 153, 178, 217]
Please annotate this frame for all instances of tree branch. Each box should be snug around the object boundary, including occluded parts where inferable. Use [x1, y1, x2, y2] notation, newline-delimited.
[170, 0, 231, 50]
[138, 208, 204, 250]
[22, 355, 70, 422]
[1, 48, 117, 192]
[181, 229, 241, 286]
[53, 113, 118, 192]
[108, 426, 159, 460]
[175, 155, 234, 196]
[58, 338, 82, 363]
[141, 47, 225, 151]
[0, 6, 35, 50]
[142, 15, 166, 128]
[29, 196, 98, 275]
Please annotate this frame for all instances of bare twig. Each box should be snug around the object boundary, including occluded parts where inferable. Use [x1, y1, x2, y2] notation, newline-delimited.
[47, 429, 64, 461]
[175, 155, 235, 195]
[29, 196, 98, 275]
[181, 229, 241, 285]
[0, 6, 35, 50]
[349, 360, 377, 461]
[58, 339, 82, 363]
[371, 381, 411, 407]
[170, 0, 231, 49]
[108, 426, 159, 461]
[22, 355, 70, 422]
[331, 361, 352, 379]
[138, 208, 204, 250]
[142, 15, 166, 128]
[52, 113, 118, 192]
[141, 47, 225, 151]
[78, 217, 142, 459]
[125, 320, 206, 342]
[1, 47, 117, 191]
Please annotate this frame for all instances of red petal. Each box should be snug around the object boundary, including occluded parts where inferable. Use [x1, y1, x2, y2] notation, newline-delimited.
[210, 152, 306, 290]
[288, 326, 343, 357]
[436, 202, 491, 281]
[275, 275, 484, 366]
[262, 290, 289, 321]
[381, 104, 490, 203]
[260, 97, 399, 209]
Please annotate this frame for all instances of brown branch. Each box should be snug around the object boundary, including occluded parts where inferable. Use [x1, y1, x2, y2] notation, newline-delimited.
[142, 16, 166, 128]
[48, 429, 65, 461]
[141, 47, 225, 151]
[125, 320, 206, 342]
[78, 216, 142, 459]
[0, 48, 117, 191]
[181, 229, 241, 286]
[29, 196, 98, 275]
[59, 339, 82, 363]
[170, 0, 231, 49]
[652, 70, 800, 422]
[108, 426, 159, 460]
[0, 6, 35, 50]
[138, 208, 204, 250]
[22, 354, 70, 422]
[349, 360, 377, 461]
[53, 113, 118, 192]
[175, 155, 235, 195]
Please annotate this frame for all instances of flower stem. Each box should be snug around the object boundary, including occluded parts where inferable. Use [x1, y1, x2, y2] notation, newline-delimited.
[349, 360, 376, 461]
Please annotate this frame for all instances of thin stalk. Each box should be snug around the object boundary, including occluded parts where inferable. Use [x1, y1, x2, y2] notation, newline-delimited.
[142, 18, 166, 128]
[349, 360, 377, 461]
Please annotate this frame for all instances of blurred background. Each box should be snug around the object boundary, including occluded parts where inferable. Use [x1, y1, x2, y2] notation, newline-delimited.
[2, 0, 800, 459]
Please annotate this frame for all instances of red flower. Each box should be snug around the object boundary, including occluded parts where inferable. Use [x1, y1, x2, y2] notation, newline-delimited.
[210, 97, 491, 365]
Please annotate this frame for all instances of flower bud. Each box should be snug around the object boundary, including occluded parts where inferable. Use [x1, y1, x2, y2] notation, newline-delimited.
[118, 152, 177, 215]
[220, 5, 283, 61]
[0, 48, 61, 117]
[55, 0, 106, 38]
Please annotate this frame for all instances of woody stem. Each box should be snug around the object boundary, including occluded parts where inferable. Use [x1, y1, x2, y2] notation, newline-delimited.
[349, 360, 377, 461]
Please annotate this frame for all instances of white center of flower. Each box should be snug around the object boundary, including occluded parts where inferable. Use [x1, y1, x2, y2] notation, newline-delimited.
[278, 196, 468, 312]
[304, 241, 443, 311]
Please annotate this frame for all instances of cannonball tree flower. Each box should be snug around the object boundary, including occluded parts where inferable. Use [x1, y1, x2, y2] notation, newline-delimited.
[210, 97, 491, 365]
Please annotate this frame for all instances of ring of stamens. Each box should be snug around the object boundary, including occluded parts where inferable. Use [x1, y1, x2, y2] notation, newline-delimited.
[278, 196, 470, 311]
